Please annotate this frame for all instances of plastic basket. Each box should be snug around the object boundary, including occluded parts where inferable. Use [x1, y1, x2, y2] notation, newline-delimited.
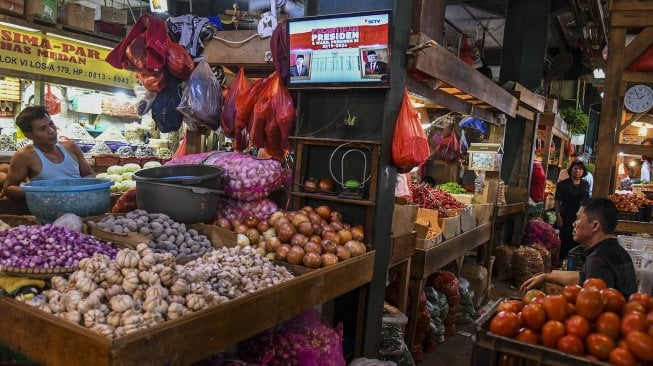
[21, 178, 113, 223]
[93, 154, 120, 167]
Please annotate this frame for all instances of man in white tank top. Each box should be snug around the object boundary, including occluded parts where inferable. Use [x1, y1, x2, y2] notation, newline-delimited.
[3, 106, 93, 200]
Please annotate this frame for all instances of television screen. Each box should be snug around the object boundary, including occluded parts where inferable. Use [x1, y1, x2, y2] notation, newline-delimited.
[286, 10, 392, 89]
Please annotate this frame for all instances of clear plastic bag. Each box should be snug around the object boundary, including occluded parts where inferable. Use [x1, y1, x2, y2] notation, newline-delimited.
[177, 58, 222, 130]
[53, 213, 83, 233]
[134, 83, 158, 115]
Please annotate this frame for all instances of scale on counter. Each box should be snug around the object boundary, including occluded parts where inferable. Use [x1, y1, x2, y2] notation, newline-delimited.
[329, 143, 372, 200]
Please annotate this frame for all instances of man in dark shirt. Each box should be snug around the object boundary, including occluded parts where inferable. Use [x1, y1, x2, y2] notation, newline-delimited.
[521, 197, 637, 297]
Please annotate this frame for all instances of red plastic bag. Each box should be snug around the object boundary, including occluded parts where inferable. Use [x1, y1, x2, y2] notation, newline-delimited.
[250, 77, 275, 148]
[137, 71, 167, 92]
[44, 84, 61, 115]
[530, 161, 546, 203]
[112, 188, 137, 213]
[436, 125, 460, 164]
[221, 67, 250, 137]
[392, 89, 430, 173]
[271, 80, 296, 151]
[172, 133, 187, 158]
[166, 42, 194, 80]
[628, 44, 653, 72]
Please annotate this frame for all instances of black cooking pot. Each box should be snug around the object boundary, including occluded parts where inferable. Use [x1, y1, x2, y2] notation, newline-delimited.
[133, 165, 223, 189]
[135, 180, 223, 223]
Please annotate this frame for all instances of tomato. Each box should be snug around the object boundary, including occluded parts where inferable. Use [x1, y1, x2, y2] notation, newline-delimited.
[646, 310, 653, 327]
[586, 333, 615, 360]
[530, 296, 545, 306]
[543, 294, 569, 322]
[585, 354, 600, 362]
[541, 320, 566, 348]
[622, 300, 647, 315]
[621, 312, 648, 336]
[609, 347, 638, 366]
[576, 288, 604, 320]
[490, 311, 521, 337]
[565, 314, 590, 339]
[522, 289, 546, 305]
[583, 278, 608, 290]
[601, 288, 626, 313]
[596, 312, 621, 340]
[557, 334, 584, 355]
[515, 328, 539, 344]
[521, 304, 546, 331]
[618, 339, 629, 350]
[497, 299, 524, 313]
[567, 303, 576, 317]
[625, 331, 653, 361]
[629, 292, 653, 313]
[563, 284, 582, 303]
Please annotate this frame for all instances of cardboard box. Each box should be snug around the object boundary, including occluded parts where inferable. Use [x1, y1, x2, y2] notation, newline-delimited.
[59, 4, 95, 32]
[448, 206, 476, 232]
[473, 203, 494, 225]
[452, 193, 474, 205]
[95, 5, 128, 25]
[438, 212, 461, 240]
[25, 0, 56, 22]
[0, 0, 24, 14]
[414, 208, 443, 249]
[391, 203, 418, 237]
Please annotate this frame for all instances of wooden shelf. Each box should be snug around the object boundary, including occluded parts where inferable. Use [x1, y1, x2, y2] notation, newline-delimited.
[0, 252, 375, 366]
[290, 191, 375, 206]
[495, 203, 526, 218]
[409, 222, 492, 279]
[617, 220, 653, 234]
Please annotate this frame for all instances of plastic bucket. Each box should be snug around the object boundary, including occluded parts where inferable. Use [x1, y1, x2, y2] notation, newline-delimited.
[135, 180, 223, 223]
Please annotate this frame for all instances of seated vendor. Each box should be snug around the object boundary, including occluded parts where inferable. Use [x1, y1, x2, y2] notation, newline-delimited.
[520, 197, 637, 298]
[2, 106, 93, 201]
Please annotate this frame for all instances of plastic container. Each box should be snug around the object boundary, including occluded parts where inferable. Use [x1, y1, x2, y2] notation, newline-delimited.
[133, 164, 223, 189]
[21, 178, 113, 223]
[135, 180, 222, 223]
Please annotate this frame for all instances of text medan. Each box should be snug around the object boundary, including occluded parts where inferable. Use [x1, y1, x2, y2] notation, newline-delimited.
[0, 30, 101, 65]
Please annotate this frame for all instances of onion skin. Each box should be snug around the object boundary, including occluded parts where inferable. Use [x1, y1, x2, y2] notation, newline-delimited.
[268, 211, 285, 226]
[321, 230, 340, 245]
[296, 221, 315, 237]
[265, 237, 281, 253]
[315, 206, 331, 220]
[344, 240, 366, 257]
[320, 239, 337, 254]
[303, 252, 322, 269]
[234, 224, 249, 235]
[245, 228, 260, 245]
[337, 229, 352, 244]
[275, 244, 292, 261]
[213, 218, 233, 231]
[256, 221, 270, 233]
[304, 178, 319, 193]
[243, 215, 259, 228]
[304, 241, 323, 255]
[290, 234, 308, 248]
[287, 246, 305, 265]
[351, 226, 365, 241]
[301, 206, 314, 213]
[335, 245, 351, 261]
[321, 253, 338, 267]
[277, 223, 296, 243]
[318, 178, 334, 193]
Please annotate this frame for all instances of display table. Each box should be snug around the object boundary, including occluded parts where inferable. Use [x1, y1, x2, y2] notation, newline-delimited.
[616, 220, 653, 234]
[405, 222, 492, 347]
[0, 251, 375, 366]
[495, 203, 526, 219]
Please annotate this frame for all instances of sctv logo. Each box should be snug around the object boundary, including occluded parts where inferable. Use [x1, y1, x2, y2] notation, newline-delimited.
[364, 18, 381, 24]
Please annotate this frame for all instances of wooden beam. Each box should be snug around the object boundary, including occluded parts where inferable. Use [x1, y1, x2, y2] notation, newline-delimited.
[622, 72, 653, 84]
[595, 27, 627, 197]
[405, 76, 500, 124]
[542, 126, 553, 174]
[538, 112, 558, 127]
[617, 220, 653, 234]
[204, 30, 272, 66]
[411, 0, 446, 44]
[614, 143, 653, 156]
[610, 9, 653, 27]
[516, 106, 536, 121]
[510, 83, 546, 112]
[623, 27, 653, 68]
[408, 33, 518, 116]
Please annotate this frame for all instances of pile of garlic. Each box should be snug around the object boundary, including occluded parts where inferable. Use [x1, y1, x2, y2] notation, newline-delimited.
[25, 243, 295, 339]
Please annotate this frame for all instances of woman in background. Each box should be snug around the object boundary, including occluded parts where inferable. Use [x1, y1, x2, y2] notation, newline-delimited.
[555, 161, 590, 260]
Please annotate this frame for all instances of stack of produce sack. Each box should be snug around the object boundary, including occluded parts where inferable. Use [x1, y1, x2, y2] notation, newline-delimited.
[166, 152, 286, 222]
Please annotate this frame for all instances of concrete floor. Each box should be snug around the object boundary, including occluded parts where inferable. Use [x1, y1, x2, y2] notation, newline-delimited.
[416, 278, 521, 366]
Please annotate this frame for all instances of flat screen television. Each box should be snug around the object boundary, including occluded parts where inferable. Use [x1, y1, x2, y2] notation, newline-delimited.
[286, 10, 392, 89]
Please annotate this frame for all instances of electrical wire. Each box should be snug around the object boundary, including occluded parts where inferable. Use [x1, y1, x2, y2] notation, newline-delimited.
[212, 34, 259, 45]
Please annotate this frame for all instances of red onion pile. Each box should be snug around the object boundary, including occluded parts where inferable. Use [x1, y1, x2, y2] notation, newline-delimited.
[0, 224, 117, 269]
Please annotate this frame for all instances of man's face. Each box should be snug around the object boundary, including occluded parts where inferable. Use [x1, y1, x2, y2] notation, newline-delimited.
[368, 54, 377, 63]
[26, 116, 57, 146]
[573, 208, 598, 245]
[296, 57, 304, 66]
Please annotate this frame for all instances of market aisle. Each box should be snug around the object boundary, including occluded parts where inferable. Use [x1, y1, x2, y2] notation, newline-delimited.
[416, 277, 521, 365]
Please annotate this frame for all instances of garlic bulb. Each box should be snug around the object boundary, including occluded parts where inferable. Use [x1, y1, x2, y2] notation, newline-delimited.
[91, 324, 114, 340]
[104, 268, 123, 285]
[116, 249, 140, 269]
[185, 294, 206, 312]
[170, 279, 189, 296]
[105, 284, 123, 299]
[63, 290, 82, 312]
[48, 293, 65, 314]
[121, 313, 144, 328]
[143, 311, 164, 324]
[109, 295, 134, 313]
[166, 294, 185, 305]
[83, 309, 105, 328]
[136, 242, 153, 258]
[50, 276, 69, 292]
[138, 254, 156, 271]
[121, 274, 139, 294]
[143, 297, 168, 314]
[75, 277, 97, 295]
[64, 310, 81, 324]
[167, 303, 185, 320]
[138, 270, 160, 286]
[145, 286, 169, 299]
[159, 267, 176, 287]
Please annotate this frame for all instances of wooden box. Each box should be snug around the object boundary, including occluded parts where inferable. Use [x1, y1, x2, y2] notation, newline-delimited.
[0, 250, 375, 366]
[473, 203, 494, 225]
[391, 231, 416, 257]
[391, 203, 418, 237]
[95, 5, 128, 25]
[59, 4, 95, 32]
[452, 193, 474, 205]
[438, 213, 461, 240]
[0, 0, 24, 14]
[95, 20, 126, 37]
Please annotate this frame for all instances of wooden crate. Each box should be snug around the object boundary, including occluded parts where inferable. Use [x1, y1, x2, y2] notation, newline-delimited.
[0, 251, 375, 366]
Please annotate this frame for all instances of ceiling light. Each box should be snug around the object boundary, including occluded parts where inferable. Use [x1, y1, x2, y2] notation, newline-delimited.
[593, 68, 605, 79]
[0, 21, 38, 32]
[421, 123, 432, 130]
[600, 92, 604, 98]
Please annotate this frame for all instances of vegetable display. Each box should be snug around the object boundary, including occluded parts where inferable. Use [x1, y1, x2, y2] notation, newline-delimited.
[609, 193, 652, 213]
[0, 224, 117, 269]
[436, 182, 468, 194]
[90, 210, 213, 262]
[217, 198, 279, 222]
[25, 245, 294, 339]
[522, 219, 561, 267]
[97, 163, 143, 194]
[408, 182, 467, 217]
[489, 280, 653, 363]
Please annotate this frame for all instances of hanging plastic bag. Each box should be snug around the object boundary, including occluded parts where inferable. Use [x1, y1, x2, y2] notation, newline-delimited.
[152, 76, 184, 132]
[172, 133, 187, 158]
[166, 41, 194, 80]
[176, 58, 222, 130]
[221, 67, 250, 137]
[392, 89, 430, 173]
[459, 116, 487, 134]
[137, 71, 167, 92]
[44, 84, 61, 115]
[436, 125, 460, 164]
[459, 129, 469, 155]
[134, 83, 158, 115]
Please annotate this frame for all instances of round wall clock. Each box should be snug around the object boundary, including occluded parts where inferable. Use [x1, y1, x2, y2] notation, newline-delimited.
[624, 84, 653, 113]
